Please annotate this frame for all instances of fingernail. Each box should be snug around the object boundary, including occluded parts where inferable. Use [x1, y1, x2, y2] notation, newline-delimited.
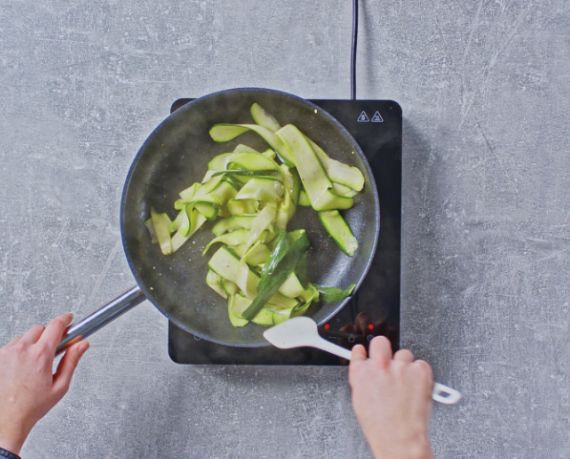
[63, 312, 74, 323]
[79, 341, 90, 353]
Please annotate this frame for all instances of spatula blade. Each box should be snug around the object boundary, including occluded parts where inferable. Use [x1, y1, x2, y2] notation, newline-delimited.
[263, 317, 319, 349]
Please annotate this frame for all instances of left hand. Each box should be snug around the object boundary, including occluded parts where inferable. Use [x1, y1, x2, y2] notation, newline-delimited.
[0, 313, 89, 455]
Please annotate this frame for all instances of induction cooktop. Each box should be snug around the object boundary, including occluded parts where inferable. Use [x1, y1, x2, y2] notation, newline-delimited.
[167, 98, 402, 365]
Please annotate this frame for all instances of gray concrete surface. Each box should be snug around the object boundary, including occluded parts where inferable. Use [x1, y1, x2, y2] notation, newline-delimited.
[1, 0, 569, 457]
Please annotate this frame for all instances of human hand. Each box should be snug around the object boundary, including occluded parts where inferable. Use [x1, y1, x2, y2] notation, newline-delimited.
[349, 336, 434, 459]
[0, 313, 89, 455]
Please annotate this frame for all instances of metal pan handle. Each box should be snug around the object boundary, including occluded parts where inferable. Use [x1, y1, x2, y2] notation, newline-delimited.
[56, 286, 146, 354]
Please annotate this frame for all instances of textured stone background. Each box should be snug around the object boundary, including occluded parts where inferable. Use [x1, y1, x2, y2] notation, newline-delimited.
[1, 1, 569, 458]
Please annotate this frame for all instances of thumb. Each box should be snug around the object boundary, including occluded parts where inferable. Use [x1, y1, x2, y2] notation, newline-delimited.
[52, 341, 90, 399]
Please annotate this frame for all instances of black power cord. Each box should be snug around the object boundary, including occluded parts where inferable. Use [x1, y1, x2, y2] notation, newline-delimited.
[350, 0, 359, 100]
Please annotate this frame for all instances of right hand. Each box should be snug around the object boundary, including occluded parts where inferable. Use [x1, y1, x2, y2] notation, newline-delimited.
[349, 336, 435, 459]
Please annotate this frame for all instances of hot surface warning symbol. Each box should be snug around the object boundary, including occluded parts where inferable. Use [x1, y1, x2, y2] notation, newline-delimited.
[357, 111, 369, 122]
[371, 111, 384, 123]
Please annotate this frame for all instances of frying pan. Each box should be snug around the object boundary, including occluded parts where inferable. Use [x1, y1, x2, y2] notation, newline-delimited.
[57, 88, 380, 351]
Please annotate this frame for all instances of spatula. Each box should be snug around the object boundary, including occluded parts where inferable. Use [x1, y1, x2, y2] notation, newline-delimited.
[263, 317, 462, 405]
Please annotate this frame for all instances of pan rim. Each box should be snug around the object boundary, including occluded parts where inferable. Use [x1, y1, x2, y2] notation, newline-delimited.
[120, 87, 380, 348]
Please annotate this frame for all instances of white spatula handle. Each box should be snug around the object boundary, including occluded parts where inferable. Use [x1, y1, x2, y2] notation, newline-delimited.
[315, 336, 353, 360]
[432, 383, 462, 404]
[313, 337, 461, 405]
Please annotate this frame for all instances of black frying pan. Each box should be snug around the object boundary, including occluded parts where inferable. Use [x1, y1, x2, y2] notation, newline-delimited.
[57, 88, 380, 351]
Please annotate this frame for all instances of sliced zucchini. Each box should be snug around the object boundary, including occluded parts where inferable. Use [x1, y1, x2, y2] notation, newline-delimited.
[261, 149, 276, 160]
[233, 144, 260, 154]
[227, 152, 279, 171]
[308, 138, 365, 192]
[251, 307, 274, 326]
[267, 291, 299, 310]
[242, 241, 271, 266]
[209, 124, 250, 142]
[318, 210, 358, 256]
[279, 165, 300, 206]
[299, 283, 320, 304]
[175, 205, 192, 236]
[170, 208, 207, 252]
[150, 209, 172, 255]
[235, 178, 284, 202]
[206, 270, 227, 299]
[212, 215, 256, 236]
[203, 229, 250, 255]
[214, 169, 281, 186]
[317, 283, 355, 302]
[208, 246, 259, 297]
[271, 309, 292, 324]
[293, 283, 320, 316]
[278, 272, 305, 298]
[298, 190, 311, 207]
[228, 295, 249, 327]
[193, 202, 219, 220]
[262, 293, 299, 325]
[222, 280, 239, 296]
[230, 293, 296, 326]
[169, 211, 185, 233]
[179, 182, 202, 201]
[227, 199, 258, 216]
[193, 180, 237, 205]
[276, 189, 292, 229]
[240, 203, 277, 256]
[332, 182, 359, 198]
[277, 125, 353, 211]
[209, 123, 295, 166]
[207, 152, 232, 171]
[250, 103, 281, 131]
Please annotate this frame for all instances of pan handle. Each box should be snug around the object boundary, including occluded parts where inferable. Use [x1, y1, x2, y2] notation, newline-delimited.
[56, 286, 146, 355]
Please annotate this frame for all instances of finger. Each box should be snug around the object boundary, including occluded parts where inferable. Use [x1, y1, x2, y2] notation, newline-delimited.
[37, 313, 73, 354]
[52, 340, 89, 398]
[19, 324, 46, 345]
[394, 349, 414, 364]
[351, 344, 367, 361]
[412, 360, 433, 379]
[368, 336, 392, 367]
[411, 359, 434, 395]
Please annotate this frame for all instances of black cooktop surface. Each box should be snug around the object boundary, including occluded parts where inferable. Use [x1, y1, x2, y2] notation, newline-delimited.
[167, 98, 402, 365]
